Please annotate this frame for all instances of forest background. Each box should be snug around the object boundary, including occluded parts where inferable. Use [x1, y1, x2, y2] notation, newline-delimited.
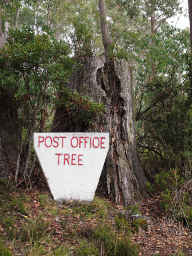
[1, 0, 192, 255]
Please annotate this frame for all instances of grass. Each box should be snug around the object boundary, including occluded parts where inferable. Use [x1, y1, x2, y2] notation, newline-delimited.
[0, 239, 12, 256]
[0, 178, 191, 255]
[0, 179, 141, 256]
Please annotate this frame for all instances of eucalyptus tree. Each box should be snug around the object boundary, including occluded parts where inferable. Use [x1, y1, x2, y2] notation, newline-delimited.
[98, 0, 192, 178]
[97, 0, 147, 205]
[107, 0, 182, 80]
[49, 0, 147, 204]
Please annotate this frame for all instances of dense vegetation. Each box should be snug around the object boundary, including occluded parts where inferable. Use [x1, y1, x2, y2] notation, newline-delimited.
[1, 0, 192, 255]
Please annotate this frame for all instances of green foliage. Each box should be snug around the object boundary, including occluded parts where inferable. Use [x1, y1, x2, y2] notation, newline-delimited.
[92, 224, 139, 256]
[38, 194, 50, 208]
[134, 27, 191, 180]
[53, 246, 70, 256]
[115, 215, 131, 233]
[146, 169, 184, 197]
[0, 185, 141, 256]
[3, 25, 72, 99]
[55, 87, 105, 130]
[24, 243, 46, 256]
[131, 217, 148, 232]
[127, 204, 141, 216]
[1, 26, 73, 92]
[159, 188, 173, 212]
[115, 237, 139, 256]
[10, 197, 27, 215]
[76, 240, 99, 256]
[137, 76, 192, 179]
[72, 203, 97, 218]
[0, 26, 74, 182]
[0, 240, 12, 256]
[93, 224, 116, 255]
[170, 250, 186, 256]
[115, 0, 181, 19]
[1, 216, 16, 240]
[155, 170, 183, 192]
[19, 215, 49, 242]
[55, 0, 101, 56]
[147, 170, 192, 230]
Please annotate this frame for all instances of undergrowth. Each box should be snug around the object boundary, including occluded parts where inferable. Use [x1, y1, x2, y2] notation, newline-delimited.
[0, 179, 140, 256]
[146, 169, 192, 230]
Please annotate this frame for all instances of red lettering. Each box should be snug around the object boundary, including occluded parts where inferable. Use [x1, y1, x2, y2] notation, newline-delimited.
[53, 136, 59, 148]
[45, 136, 52, 148]
[71, 154, 76, 165]
[55, 153, 84, 166]
[60, 136, 67, 148]
[79, 137, 84, 148]
[83, 137, 89, 148]
[38, 136, 44, 147]
[55, 153, 62, 165]
[71, 137, 78, 148]
[93, 137, 99, 148]
[100, 137, 106, 149]
[63, 154, 70, 165]
[78, 154, 83, 166]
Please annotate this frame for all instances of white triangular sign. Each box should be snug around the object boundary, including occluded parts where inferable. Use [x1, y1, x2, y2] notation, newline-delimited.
[34, 133, 109, 202]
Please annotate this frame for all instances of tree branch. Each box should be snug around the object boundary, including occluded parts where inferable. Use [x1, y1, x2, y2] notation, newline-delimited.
[98, 0, 113, 61]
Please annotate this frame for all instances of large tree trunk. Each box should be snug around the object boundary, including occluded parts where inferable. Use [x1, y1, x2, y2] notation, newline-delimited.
[98, 60, 147, 204]
[53, 0, 147, 205]
[98, 0, 146, 204]
[53, 55, 147, 205]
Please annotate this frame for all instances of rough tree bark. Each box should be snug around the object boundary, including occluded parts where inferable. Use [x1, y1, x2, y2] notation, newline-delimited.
[98, 0, 147, 204]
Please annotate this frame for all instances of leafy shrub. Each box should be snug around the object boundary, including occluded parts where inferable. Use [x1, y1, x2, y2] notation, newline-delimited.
[146, 169, 184, 195]
[150, 171, 192, 229]
[137, 77, 192, 179]
[0, 26, 73, 184]
[53, 87, 105, 132]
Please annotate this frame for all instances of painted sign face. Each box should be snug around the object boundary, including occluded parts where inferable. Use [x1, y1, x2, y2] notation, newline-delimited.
[34, 133, 109, 202]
